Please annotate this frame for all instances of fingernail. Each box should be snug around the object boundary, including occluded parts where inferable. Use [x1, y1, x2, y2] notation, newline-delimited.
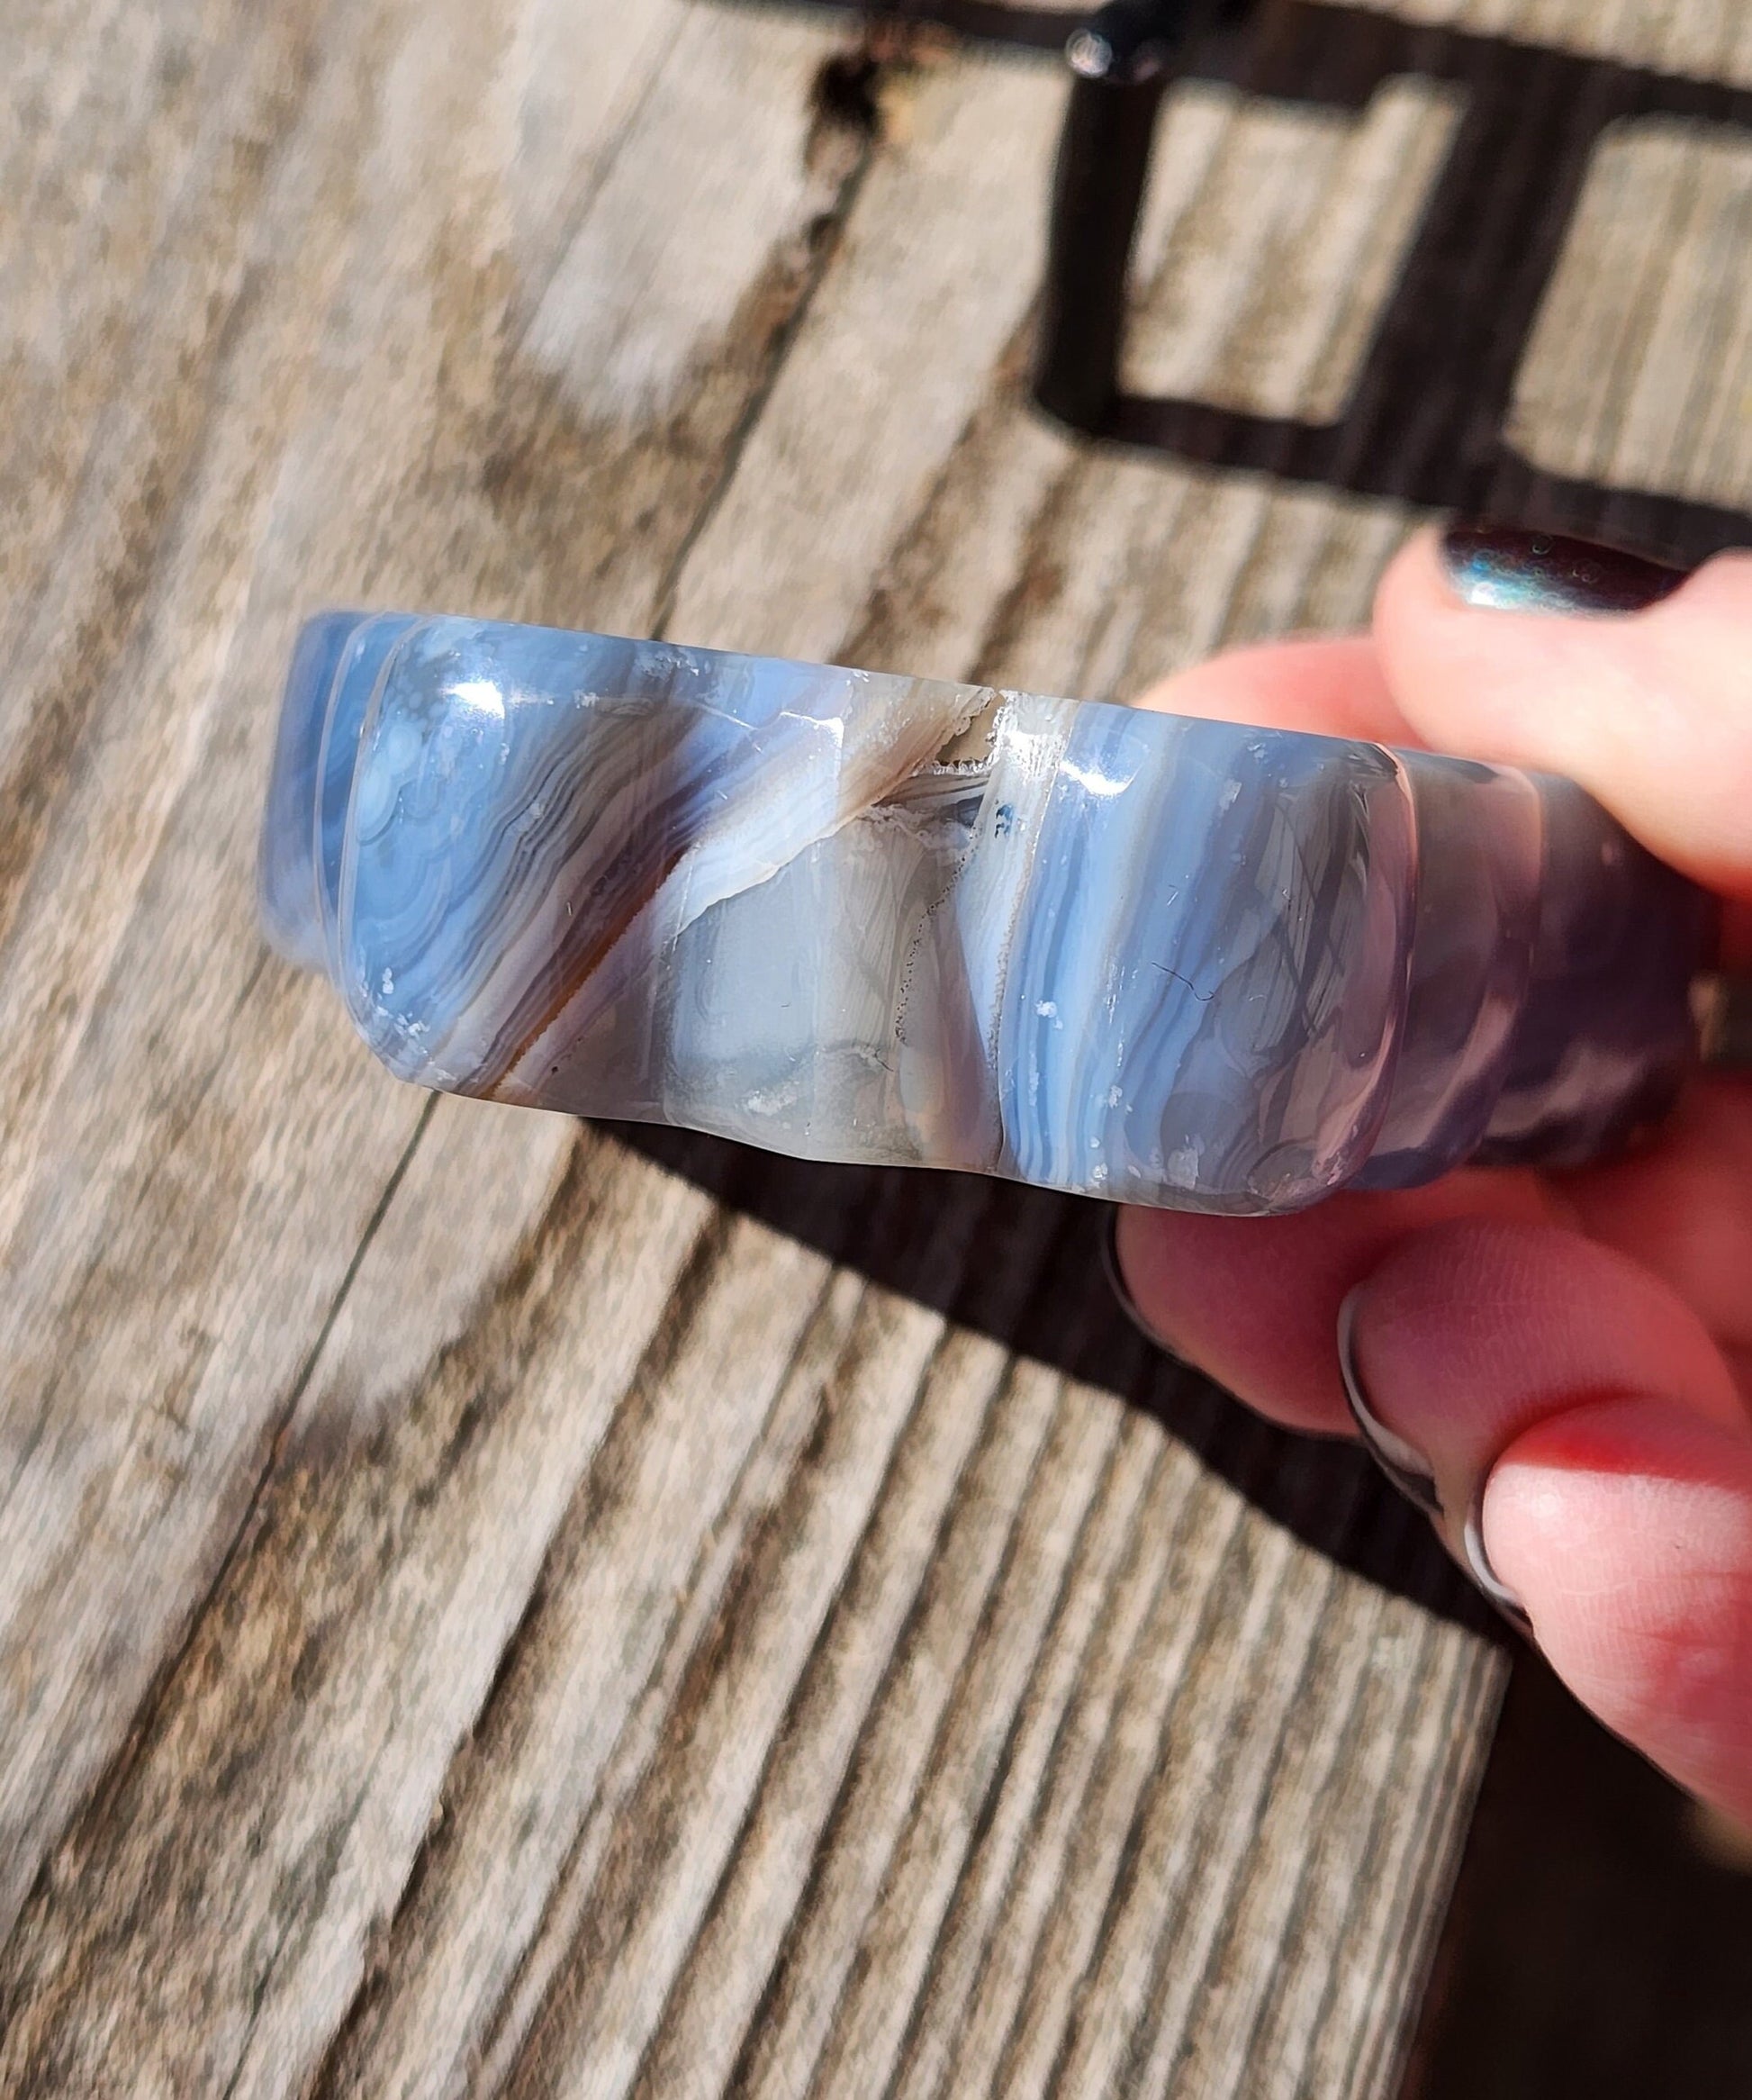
[1336, 1290, 1442, 1516]
[1440, 524, 1689, 615]
[1339, 1290, 1536, 1638]
[1103, 1212, 1193, 1367]
[1463, 1484, 1534, 1639]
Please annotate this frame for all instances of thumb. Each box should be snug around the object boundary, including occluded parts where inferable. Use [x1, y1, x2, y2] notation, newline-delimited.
[1341, 1220, 1752, 1824]
[1375, 527, 1752, 904]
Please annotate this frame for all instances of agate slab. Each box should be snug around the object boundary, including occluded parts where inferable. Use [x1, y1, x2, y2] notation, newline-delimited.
[261, 613, 1713, 1213]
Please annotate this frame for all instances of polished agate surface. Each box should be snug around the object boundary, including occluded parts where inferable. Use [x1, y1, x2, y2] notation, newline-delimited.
[260, 613, 1713, 1213]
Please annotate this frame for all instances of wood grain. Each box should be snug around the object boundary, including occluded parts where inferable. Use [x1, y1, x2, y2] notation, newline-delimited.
[1509, 114, 1752, 503]
[0, 3, 1739, 2095]
[1122, 77, 1462, 422]
[1344, 0, 1752, 84]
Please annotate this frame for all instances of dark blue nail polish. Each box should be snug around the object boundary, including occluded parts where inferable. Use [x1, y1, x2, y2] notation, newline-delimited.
[1440, 524, 1690, 616]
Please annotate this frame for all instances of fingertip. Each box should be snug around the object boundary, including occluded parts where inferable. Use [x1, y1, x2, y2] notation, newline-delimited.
[1110, 1172, 1554, 1439]
[1348, 1217, 1745, 1453]
[1112, 1203, 1359, 1435]
[1372, 530, 1752, 899]
[1559, 1074, 1752, 1355]
[1485, 1397, 1752, 1824]
[1372, 526, 1473, 683]
[1371, 521, 1443, 624]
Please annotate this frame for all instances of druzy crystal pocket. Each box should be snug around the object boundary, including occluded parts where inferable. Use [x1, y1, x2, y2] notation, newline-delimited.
[261, 613, 1712, 1213]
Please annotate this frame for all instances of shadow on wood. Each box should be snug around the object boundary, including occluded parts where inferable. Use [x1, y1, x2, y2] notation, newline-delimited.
[610, 1118, 1497, 1633]
[727, 0, 1752, 565]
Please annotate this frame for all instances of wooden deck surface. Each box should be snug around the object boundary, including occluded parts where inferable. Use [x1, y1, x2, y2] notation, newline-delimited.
[0, 2, 1747, 2095]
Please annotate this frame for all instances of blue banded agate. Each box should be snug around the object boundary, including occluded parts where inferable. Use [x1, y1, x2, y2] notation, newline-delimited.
[260, 614, 1714, 1213]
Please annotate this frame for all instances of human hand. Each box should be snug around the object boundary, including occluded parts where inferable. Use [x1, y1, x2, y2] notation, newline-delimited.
[1112, 524, 1752, 1824]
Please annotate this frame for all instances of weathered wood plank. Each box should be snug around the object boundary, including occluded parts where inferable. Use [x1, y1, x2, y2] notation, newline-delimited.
[666, 44, 1068, 662]
[324, 1240, 871, 2096]
[1346, 0, 1752, 84]
[1509, 115, 1752, 504]
[0, 0, 856, 1970]
[3, 2, 1744, 2095]
[1122, 77, 1462, 423]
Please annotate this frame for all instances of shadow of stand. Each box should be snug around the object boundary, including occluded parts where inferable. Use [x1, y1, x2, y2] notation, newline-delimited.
[608, 1119, 1494, 1633]
[1039, 1, 1752, 565]
[724, 0, 1752, 564]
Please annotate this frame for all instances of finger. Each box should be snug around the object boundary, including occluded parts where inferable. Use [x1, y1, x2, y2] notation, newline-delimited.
[1486, 1399, 1752, 1824]
[1112, 1172, 1561, 1436]
[1561, 1074, 1752, 1357]
[1375, 528, 1752, 901]
[1342, 1221, 1747, 1521]
[1115, 1075, 1752, 1424]
[1341, 1221, 1752, 1819]
[1128, 556, 1752, 956]
[1131, 634, 1416, 743]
